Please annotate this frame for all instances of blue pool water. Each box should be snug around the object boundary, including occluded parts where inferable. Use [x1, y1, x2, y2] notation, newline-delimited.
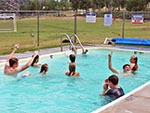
[0, 49, 150, 113]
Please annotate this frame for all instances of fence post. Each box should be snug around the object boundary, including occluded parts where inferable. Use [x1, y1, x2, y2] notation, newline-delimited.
[122, 11, 125, 38]
[74, 10, 77, 42]
[37, 10, 40, 46]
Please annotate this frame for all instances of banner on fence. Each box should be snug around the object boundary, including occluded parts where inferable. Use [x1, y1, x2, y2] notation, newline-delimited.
[131, 14, 144, 24]
[104, 14, 112, 26]
[86, 13, 96, 23]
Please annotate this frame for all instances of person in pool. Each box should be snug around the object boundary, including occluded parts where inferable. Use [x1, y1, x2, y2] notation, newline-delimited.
[4, 43, 38, 78]
[65, 54, 80, 76]
[130, 55, 138, 72]
[39, 64, 48, 75]
[101, 75, 124, 99]
[31, 54, 41, 67]
[108, 52, 132, 74]
[22, 64, 48, 77]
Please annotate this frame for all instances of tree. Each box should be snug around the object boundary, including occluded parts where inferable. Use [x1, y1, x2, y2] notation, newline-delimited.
[70, 0, 80, 11]
[59, 0, 70, 10]
[91, 0, 105, 13]
[0, 0, 20, 10]
[79, 0, 91, 12]
[126, 0, 147, 11]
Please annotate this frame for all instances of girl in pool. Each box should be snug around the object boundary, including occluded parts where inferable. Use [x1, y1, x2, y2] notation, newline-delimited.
[39, 64, 48, 75]
[130, 55, 138, 72]
[22, 64, 48, 77]
[31, 54, 41, 67]
[65, 54, 80, 76]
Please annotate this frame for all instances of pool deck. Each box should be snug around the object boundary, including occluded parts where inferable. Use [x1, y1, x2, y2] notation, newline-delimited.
[0, 45, 150, 113]
[1, 45, 150, 62]
[92, 82, 150, 113]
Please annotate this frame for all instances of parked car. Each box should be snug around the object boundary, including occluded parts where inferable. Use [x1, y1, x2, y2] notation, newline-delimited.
[0, 13, 14, 20]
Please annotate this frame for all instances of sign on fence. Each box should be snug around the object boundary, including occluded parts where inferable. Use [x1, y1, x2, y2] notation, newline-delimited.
[86, 13, 96, 23]
[131, 14, 144, 24]
[104, 14, 112, 26]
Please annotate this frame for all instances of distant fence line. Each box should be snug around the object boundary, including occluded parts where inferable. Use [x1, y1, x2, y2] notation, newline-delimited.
[0, 10, 150, 54]
[0, 10, 150, 19]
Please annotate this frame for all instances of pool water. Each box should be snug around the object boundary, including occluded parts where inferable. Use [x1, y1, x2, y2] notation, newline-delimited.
[0, 49, 150, 113]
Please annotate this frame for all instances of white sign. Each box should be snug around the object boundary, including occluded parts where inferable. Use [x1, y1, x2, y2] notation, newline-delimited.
[104, 14, 112, 26]
[131, 14, 144, 24]
[86, 13, 96, 23]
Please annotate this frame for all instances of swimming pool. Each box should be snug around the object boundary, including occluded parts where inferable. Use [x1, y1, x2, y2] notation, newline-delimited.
[0, 48, 150, 113]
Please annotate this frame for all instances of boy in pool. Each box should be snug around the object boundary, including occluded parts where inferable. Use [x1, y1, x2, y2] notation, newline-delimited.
[101, 75, 124, 99]
[65, 54, 80, 76]
[4, 43, 37, 78]
[108, 52, 132, 74]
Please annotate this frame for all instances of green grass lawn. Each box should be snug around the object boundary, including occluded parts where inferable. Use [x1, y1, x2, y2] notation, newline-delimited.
[0, 16, 150, 55]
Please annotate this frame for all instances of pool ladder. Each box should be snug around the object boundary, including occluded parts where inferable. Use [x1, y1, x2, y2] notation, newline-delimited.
[60, 33, 88, 54]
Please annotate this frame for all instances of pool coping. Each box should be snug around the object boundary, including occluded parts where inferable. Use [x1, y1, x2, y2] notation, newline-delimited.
[0, 45, 150, 112]
[92, 81, 150, 113]
[0, 45, 150, 62]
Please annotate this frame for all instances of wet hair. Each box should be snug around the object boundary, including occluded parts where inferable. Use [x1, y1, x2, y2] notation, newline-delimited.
[69, 54, 75, 63]
[9, 58, 18, 67]
[132, 56, 138, 72]
[68, 63, 76, 76]
[123, 64, 130, 69]
[31, 55, 39, 66]
[108, 75, 119, 85]
[40, 64, 48, 74]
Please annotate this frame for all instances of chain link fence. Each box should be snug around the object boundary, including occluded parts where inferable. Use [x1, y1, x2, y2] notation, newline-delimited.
[0, 10, 150, 54]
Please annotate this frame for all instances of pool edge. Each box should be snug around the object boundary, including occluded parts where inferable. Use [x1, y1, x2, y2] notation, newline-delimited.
[91, 81, 150, 113]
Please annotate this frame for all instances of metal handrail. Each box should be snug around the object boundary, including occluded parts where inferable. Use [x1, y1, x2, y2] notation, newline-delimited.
[60, 33, 76, 52]
[70, 33, 88, 54]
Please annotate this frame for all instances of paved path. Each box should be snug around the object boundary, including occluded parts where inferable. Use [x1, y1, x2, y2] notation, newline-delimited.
[0, 46, 70, 63]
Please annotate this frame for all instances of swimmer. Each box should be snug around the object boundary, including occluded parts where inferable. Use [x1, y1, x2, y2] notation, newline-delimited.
[4, 43, 38, 78]
[31, 51, 41, 67]
[65, 54, 80, 76]
[39, 64, 48, 75]
[101, 75, 124, 99]
[130, 55, 138, 72]
[65, 63, 80, 76]
[82, 49, 88, 54]
[50, 55, 53, 59]
[108, 52, 132, 74]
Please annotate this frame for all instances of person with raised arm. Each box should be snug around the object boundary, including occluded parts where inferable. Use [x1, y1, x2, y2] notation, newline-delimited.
[4, 43, 37, 78]
[31, 54, 41, 67]
[108, 52, 131, 74]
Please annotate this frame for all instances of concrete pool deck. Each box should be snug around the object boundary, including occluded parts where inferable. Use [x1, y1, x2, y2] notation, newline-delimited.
[0, 45, 150, 113]
[92, 82, 150, 113]
[1, 45, 150, 62]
